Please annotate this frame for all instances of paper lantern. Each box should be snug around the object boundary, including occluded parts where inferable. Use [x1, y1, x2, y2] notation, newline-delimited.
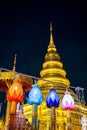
[7, 79, 24, 114]
[27, 84, 43, 105]
[46, 88, 60, 108]
[62, 91, 74, 110]
[7, 79, 23, 102]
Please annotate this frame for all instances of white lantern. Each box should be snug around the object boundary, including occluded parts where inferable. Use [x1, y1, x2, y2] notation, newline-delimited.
[81, 115, 87, 130]
[62, 91, 74, 110]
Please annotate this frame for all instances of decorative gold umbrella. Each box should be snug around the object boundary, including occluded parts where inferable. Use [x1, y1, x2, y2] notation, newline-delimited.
[0, 55, 33, 130]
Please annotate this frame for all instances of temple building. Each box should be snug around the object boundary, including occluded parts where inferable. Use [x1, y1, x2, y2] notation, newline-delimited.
[0, 23, 87, 130]
[23, 23, 87, 130]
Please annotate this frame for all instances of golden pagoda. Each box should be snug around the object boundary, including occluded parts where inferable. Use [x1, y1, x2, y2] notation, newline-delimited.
[23, 23, 87, 130]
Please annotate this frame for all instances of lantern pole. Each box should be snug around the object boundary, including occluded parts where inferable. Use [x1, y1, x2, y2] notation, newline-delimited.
[51, 106, 56, 130]
[67, 109, 71, 130]
[32, 103, 38, 130]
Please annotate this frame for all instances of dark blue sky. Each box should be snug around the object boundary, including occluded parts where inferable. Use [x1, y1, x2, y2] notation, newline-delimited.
[0, 1, 87, 113]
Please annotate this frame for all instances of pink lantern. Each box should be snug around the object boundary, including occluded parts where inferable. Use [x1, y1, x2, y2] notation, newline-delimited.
[62, 91, 74, 130]
[62, 91, 74, 110]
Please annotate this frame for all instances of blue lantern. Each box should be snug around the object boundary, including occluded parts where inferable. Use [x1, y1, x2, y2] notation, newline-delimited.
[46, 88, 60, 108]
[27, 84, 43, 130]
[27, 84, 43, 105]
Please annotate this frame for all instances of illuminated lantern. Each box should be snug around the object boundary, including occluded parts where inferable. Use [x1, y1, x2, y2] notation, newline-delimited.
[62, 91, 74, 130]
[62, 91, 74, 110]
[7, 79, 24, 114]
[46, 88, 60, 108]
[81, 115, 87, 130]
[46, 88, 60, 130]
[27, 84, 42, 105]
[27, 84, 43, 130]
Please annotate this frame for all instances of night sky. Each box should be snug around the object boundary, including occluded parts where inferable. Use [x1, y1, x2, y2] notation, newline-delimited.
[0, 1, 87, 115]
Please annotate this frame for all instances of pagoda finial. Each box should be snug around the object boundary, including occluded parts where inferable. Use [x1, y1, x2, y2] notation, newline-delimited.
[49, 22, 54, 46]
[13, 54, 17, 71]
[50, 22, 52, 32]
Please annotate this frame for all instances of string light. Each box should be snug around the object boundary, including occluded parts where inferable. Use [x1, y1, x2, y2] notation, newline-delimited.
[0, 67, 86, 111]
[0, 67, 84, 90]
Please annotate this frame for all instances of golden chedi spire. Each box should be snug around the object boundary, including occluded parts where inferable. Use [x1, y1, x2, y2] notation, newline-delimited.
[37, 23, 70, 88]
[48, 22, 55, 48]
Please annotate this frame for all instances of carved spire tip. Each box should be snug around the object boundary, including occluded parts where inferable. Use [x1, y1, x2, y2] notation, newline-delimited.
[49, 22, 55, 46]
[50, 22, 52, 32]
